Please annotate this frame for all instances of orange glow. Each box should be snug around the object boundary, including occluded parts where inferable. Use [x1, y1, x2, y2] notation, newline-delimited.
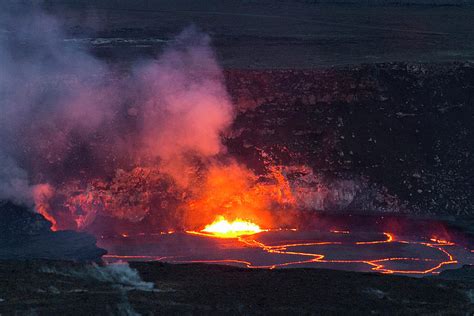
[185, 163, 296, 230]
[44, 162, 301, 231]
[356, 232, 393, 244]
[31, 156, 464, 276]
[239, 231, 457, 274]
[429, 237, 454, 245]
[198, 216, 263, 238]
[33, 184, 57, 231]
[330, 230, 350, 234]
[36, 205, 58, 231]
[177, 230, 459, 274]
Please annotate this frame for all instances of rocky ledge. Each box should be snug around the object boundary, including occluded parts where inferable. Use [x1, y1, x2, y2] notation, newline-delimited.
[0, 201, 106, 261]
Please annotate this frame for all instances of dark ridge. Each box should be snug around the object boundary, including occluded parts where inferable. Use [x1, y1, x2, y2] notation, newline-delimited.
[0, 201, 106, 261]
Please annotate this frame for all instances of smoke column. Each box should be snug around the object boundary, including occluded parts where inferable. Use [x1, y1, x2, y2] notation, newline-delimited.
[132, 27, 234, 186]
[0, 5, 234, 220]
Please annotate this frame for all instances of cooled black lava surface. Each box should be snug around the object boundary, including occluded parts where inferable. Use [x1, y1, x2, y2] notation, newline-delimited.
[99, 228, 474, 274]
[131, 262, 474, 314]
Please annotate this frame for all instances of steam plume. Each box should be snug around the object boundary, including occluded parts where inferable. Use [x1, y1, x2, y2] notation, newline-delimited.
[0, 4, 234, 218]
[132, 27, 234, 186]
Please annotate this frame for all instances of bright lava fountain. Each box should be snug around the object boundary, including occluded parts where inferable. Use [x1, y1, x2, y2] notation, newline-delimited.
[198, 216, 263, 238]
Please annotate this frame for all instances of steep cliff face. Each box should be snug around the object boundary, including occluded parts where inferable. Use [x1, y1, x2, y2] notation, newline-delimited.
[0, 201, 106, 261]
[224, 62, 474, 216]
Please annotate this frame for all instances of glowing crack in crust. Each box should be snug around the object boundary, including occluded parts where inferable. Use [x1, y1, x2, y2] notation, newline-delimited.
[105, 217, 461, 275]
[246, 232, 458, 274]
[183, 219, 458, 274]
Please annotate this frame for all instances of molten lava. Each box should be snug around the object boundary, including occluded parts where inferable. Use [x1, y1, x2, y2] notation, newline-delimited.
[199, 216, 263, 238]
[103, 228, 471, 275]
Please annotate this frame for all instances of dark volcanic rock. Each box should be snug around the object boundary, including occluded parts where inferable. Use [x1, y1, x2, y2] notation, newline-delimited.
[0, 201, 52, 238]
[225, 62, 474, 216]
[437, 265, 474, 282]
[0, 201, 106, 261]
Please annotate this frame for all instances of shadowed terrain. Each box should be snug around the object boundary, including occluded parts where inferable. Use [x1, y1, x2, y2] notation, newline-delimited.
[31, 1, 474, 68]
[0, 260, 473, 314]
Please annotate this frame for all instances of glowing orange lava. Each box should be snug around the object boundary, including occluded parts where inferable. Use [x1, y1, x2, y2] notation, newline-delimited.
[143, 218, 462, 275]
[170, 229, 459, 274]
[194, 216, 263, 238]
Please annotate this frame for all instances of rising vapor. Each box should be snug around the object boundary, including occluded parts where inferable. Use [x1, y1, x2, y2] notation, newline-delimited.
[0, 4, 234, 221]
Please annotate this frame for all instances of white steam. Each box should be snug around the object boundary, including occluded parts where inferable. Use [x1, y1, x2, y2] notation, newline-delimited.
[0, 151, 32, 204]
[40, 262, 155, 291]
